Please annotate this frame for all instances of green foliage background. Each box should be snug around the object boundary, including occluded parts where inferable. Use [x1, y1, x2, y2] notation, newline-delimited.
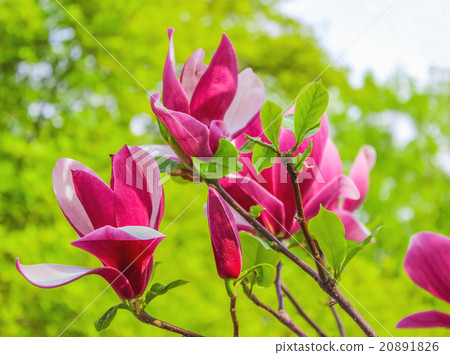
[1, 0, 449, 336]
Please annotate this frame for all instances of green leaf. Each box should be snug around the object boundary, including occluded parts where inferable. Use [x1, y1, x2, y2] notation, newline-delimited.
[239, 138, 257, 154]
[192, 139, 241, 179]
[293, 139, 313, 171]
[260, 100, 283, 147]
[145, 280, 189, 303]
[235, 263, 277, 289]
[94, 304, 129, 331]
[294, 82, 329, 142]
[308, 206, 346, 272]
[252, 144, 276, 174]
[339, 227, 383, 275]
[240, 232, 281, 271]
[249, 205, 265, 218]
[153, 156, 184, 173]
[282, 114, 295, 133]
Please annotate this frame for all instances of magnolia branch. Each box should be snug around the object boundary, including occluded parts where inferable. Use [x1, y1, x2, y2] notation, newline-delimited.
[281, 282, 328, 337]
[330, 298, 346, 337]
[133, 308, 203, 337]
[230, 294, 239, 337]
[206, 179, 377, 337]
[242, 282, 307, 337]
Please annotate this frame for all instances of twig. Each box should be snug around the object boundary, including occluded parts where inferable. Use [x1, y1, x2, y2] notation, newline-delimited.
[330, 298, 346, 337]
[230, 294, 239, 337]
[206, 179, 377, 337]
[242, 283, 307, 337]
[286, 161, 327, 280]
[281, 282, 328, 337]
[275, 261, 285, 312]
[133, 309, 203, 337]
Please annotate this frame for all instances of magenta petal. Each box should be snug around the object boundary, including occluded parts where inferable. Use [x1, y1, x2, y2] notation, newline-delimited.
[72, 226, 165, 298]
[180, 48, 208, 102]
[209, 120, 228, 154]
[162, 29, 190, 113]
[111, 145, 164, 229]
[150, 93, 213, 158]
[52, 158, 97, 237]
[224, 68, 265, 137]
[220, 174, 286, 236]
[16, 258, 134, 300]
[207, 188, 242, 279]
[333, 209, 370, 242]
[72, 170, 116, 230]
[342, 145, 376, 211]
[397, 311, 450, 329]
[128, 145, 165, 229]
[303, 175, 360, 221]
[190, 34, 238, 126]
[404, 232, 450, 304]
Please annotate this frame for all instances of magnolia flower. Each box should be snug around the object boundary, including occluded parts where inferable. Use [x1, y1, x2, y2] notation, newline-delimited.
[16, 226, 165, 300]
[222, 114, 374, 242]
[52, 145, 164, 237]
[17, 145, 166, 300]
[396, 232, 450, 329]
[207, 188, 242, 279]
[150, 28, 265, 163]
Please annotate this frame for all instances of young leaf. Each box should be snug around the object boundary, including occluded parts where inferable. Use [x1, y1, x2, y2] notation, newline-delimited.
[153, 156, 184, 173]
[293, 140, 313, 171]
[240, 232, 280, 271]
[252, 144, 276, 174]
[338, 227, 383, 276]
[282, 114, 295, 133]
[260, 100, 283, 147]
[94, 304, 129, 331]
[294, 82, 329, 142]
[249, 205, 265, 218]
[145, 280, 189, 303]
[308, 206, 346, 272]
[192, 139, 241, 179]
[236, 263, 277, 289]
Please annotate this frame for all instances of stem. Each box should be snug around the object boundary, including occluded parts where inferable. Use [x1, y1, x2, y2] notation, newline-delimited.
[281, 282, 328, 337]
[230, 294, 239, 337]
[330, 298, 346, 337]
[242, 283, 307, 337]
[274, 262, 285, 313]
[285, 161, 327, 280]
[133, 309, 203, 337]
[206, 179, 377, 337]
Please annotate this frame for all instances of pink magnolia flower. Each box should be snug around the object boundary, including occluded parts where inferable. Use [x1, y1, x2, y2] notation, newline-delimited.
[16, 145, 166, 300]
[16, 226, 165, 300]
[150, 29, 265, 162]
[222, 114, 375, 242]
[396, 232, 450, 329]
[52, 145, 164, 237]
[207, 188, 242, 279]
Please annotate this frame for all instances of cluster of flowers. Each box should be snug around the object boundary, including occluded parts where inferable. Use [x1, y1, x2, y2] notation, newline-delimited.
[17, 29, 449, 330]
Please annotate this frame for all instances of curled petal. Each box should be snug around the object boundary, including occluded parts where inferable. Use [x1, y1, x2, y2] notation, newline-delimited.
[303, 175, 360, 221]
[404, 232, 450, 304]
[190, 34, 238, 126]
[162, 28, 190, 113]
[209, 120, 228, 154]
[207, 188, 242, 279]
[180, 48, 208, 102]
[396, 311, 450, 329]
[224, 68, 265, 138]
[342, 145, 376, 211]
[71, 226, 165, 298]
[16, 258, 135, 300]
[52, 158, 97, 237]
[333, 209, 370, 242]
[150, 93, 213, 159]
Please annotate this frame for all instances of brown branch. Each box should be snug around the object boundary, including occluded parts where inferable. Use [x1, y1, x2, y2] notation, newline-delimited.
[330, 298, 346, 337]
[206, 179, 377, 337]
[286, 161, 327, 280]
[230, 294, 239, 337]
[275, 261, 285, 312]
[242, 283, 307, 337]
[133, 309, 203, 337]
[281, 282, 328, 337]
